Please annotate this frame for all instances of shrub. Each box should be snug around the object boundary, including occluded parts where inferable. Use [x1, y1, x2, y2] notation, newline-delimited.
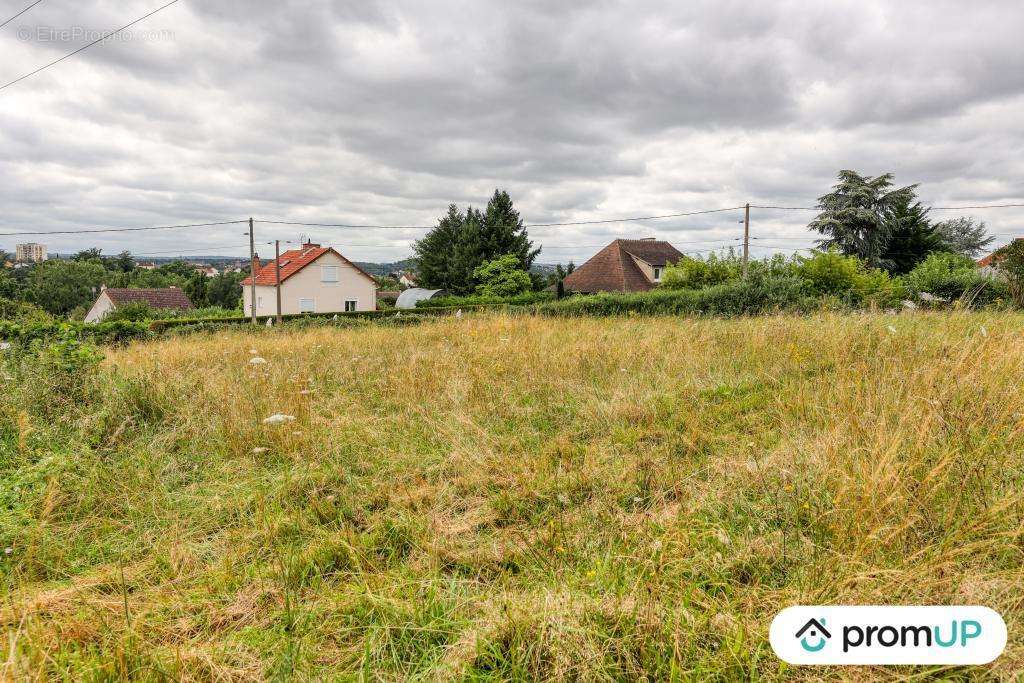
[794, 251, 863, 296]
[794, 250, 904, 305]
[902, 252, 1005, 306]
[8, 327, 107, 414]
[661, 252, 742, 289]
[416, 292, 553, 309]
[990, 239, 1024, 307]
[102, 301, 155, 322]
[536, 275, 814, 317]
[473, 255, 534, 297]
[0, 319, 150, 348]
[0, 298, 52, 324]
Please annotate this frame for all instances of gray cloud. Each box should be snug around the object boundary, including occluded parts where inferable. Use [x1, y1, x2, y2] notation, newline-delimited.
[0, 0, 1022, 264]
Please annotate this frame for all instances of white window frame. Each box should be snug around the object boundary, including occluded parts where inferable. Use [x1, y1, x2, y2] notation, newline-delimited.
[344, 299, 358, 312]
[321, 265, 339, 283]
[299, 298, 315, 313]
[652, 266, 663, 282]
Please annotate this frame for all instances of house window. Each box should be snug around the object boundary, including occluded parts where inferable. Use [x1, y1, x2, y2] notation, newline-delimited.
[344, 300, 357, 312]
[299, 298, 315, 313]
[653, 267, 663, 282]
[321, 266, 338, 283]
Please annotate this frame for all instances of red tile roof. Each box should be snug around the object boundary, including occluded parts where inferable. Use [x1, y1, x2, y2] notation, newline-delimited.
[105, 287, 194, 310]
[241, 245, 375, 286]
[977, 238, 1022, 267]
[562, 239, 685, 293]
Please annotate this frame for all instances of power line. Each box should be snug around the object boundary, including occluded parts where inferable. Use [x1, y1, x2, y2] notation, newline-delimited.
[0, 219, 247, 237]
[752, 203, 1024, 211]
[255, 220, 434, 230]
[750, 205, 817, 211]
[6, 203, 1022, 240]
[0, 0, 180, 92]
[254, 207, 747, 231]
[0, 0, 41, 29]
[523, 206, 745, 227]
[137, 242, 273, 256]
[541, 238, 741, 249]
[932, 203, 1024, 210]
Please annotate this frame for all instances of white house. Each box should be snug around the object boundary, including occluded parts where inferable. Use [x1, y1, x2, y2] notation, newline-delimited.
[84, 286, 194, 323]
[242, 243, 378, 317]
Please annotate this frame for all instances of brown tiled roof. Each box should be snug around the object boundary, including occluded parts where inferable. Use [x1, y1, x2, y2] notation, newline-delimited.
[241, 245, 375, 286]
[977, 238, 1022, 267]
[105, 287, 194, 310]
[562, 239, 685, 293]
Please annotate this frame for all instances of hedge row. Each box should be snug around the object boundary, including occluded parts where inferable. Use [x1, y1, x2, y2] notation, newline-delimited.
[415, 291, 554, 309]
[148, 304, 499, 331]
[0, 319, 151, 346]
[0, 305, 499, 347]
[530, 276, 819, 317]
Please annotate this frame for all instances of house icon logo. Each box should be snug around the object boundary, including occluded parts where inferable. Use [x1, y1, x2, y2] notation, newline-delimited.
[795, 618, 831, 652]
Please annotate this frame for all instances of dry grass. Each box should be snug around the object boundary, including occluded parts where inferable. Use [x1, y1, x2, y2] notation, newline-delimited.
[1, 310, 1024, 680]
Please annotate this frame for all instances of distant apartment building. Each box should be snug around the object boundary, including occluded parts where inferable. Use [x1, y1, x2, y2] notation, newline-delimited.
[15, 243, 47, 263]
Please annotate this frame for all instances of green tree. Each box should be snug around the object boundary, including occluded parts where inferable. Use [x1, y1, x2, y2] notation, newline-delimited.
[414, 204, 466, 292]
[992, 239, 1024, 306]
[473, 254, 533, 297]
[547, 262, 576, 286]
[112, 250, 135, 272]
[881, 196, 947, 274]
[207, 272, 244, 310]
[415, 190, 540, 295]
[477, 189, 540, 273]
[810, 170, 917, 269]
[934, 217, 995, 258]
[157, 260, 197, 279]
[0, 268, 15, 299]
[72, 248, 103, 262]
[184, 272, 210, 308]
[26, 259, 106, 315]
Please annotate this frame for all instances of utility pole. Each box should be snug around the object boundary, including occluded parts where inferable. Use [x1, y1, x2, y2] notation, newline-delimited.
[274, 239, 283, 325]
[248, 217, 257, 325]
[742, 203, 750, 279]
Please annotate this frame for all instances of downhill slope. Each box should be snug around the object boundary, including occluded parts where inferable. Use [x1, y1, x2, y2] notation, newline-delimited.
[1, 312, 1023, 680]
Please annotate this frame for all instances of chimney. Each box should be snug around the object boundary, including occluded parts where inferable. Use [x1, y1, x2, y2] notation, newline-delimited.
[252, 252, 261, 275]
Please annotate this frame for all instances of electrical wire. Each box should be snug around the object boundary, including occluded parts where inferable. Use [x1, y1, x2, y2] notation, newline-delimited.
[0, 219, 247, 237]
[137, 242, 273, 256]
[541, 238, 741, 249]
[254, 207, 747, 230]
[0, 0, 41, 29]
[0, 0, 180, 92]
[932, 204, 1024, 210]
[254, 220, 434, 230]
[523, 206, 746, 227]
[752, 203, 1024, 211]
[5, 201, 1021, 241]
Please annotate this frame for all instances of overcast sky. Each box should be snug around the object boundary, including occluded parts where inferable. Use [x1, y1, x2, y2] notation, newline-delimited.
[1, 0, 1022, 263]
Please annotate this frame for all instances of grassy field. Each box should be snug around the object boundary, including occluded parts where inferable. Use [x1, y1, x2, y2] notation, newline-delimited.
[1, 311, 1023, 680]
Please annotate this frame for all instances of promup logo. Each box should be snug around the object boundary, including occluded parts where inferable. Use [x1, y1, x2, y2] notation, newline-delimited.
[770, 606, 1006, 665]
[795, 618, 831, 652]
